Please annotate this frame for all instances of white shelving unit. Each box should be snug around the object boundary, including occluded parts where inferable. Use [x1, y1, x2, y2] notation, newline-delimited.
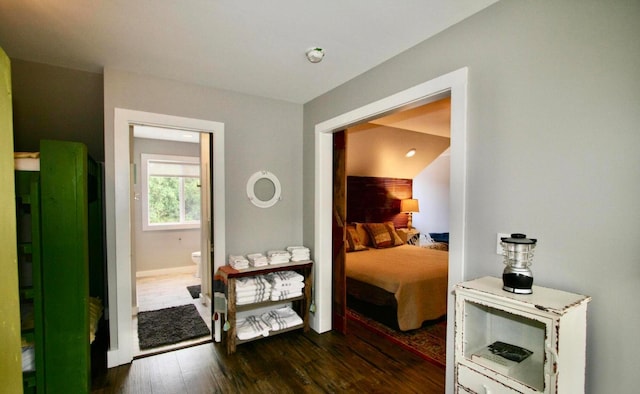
[454, 276, 591, 394]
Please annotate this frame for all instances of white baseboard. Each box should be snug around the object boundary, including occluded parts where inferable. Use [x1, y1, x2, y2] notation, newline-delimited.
[136, 265, 196, 278]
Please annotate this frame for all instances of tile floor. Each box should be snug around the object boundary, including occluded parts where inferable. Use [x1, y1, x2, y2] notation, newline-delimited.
[133, 269, 212, 357]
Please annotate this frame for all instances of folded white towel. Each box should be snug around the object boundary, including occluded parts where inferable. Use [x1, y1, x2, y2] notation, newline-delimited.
[286, 246, 309, 252]
[260, 306, 303, 331]
[270, 290, 303, 301]
[247, 253, 269, 267]
[235, 275, 270, 291]
[236, 316, 270, 340]
[266, 270, 304, 285]
[237, 293, 271, 305]
[272, 281, 305, 291]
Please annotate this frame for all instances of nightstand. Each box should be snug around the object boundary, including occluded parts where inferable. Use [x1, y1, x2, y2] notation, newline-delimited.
[397, 228, 420, 245]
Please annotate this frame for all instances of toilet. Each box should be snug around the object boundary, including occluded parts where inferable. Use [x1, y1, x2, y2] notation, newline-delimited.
[191, 251, 201, 278]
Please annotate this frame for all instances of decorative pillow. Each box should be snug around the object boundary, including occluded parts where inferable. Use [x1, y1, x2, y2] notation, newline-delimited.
[346, 226, 368, 252]
[384, 222, 404, 246]
[364, 223, 393, 248]
[355, 222, 372, 246]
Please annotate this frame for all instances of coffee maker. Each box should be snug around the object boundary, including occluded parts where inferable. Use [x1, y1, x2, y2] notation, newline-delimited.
[501, 233, 537, 294]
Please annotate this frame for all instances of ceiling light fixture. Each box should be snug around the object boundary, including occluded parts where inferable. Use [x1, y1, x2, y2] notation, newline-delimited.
[405, 148, 416, 158]
[306, 47, 325, 63]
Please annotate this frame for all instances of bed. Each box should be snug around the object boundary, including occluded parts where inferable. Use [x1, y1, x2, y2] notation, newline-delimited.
[345, 222, 449, 331]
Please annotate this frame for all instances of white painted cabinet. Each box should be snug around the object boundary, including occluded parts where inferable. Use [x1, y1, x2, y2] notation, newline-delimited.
[454, 277, 591, 394]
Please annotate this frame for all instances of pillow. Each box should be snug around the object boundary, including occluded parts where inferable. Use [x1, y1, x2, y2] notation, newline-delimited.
[355, 222, 372, 246]
[346, 226, 368, 252]
[384, 222, 404, 246]
[364, 223, 394, 248]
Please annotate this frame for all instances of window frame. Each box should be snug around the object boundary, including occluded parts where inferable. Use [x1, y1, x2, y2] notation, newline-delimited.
[140, 153, 201, 231]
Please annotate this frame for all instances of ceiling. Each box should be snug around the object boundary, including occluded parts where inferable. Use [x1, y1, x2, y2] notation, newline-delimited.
[347, 97, 451, 179]
[0, 0, 498, 104]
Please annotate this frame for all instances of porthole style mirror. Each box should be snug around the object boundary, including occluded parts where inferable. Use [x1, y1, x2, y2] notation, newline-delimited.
[246, 170, 282, 208]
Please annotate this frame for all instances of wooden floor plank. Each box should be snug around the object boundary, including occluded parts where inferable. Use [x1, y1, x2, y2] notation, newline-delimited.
[94, 319, 445, 393]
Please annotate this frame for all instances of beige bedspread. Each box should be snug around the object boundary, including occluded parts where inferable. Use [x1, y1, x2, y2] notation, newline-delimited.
[346, 244, 448, 331]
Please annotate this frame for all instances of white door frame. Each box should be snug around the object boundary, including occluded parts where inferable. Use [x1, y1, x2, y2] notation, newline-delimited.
[313, 67, 467, 393]
[107, 109, 225, 367]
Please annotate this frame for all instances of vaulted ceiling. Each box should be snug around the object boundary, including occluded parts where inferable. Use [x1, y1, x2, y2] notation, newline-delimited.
[347, 97, 451, 179]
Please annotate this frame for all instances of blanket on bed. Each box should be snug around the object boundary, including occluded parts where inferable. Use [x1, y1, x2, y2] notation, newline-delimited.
[346, 244, 448, 331]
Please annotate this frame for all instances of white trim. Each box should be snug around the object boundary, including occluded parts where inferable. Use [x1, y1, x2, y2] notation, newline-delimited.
[107, 108, 225, 368]
[313, 67, 467, 394]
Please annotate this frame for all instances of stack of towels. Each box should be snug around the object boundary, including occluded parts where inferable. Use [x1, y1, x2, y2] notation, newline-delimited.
[235, 275, 271, 305]
[236, 316, 271, 341]
[228, 255, 249, 270]
[266, 270, 305, 301]
[260, 306, 304, 332]
[267, 250, 291, 264]
[246, 253, 268, 267]
[236, 306, 304, 340]
[287, 246, 311, 262]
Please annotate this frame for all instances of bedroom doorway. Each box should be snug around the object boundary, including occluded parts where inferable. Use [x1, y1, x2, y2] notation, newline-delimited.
[314, 67, 468, 392]
[336, 98, 451, 364]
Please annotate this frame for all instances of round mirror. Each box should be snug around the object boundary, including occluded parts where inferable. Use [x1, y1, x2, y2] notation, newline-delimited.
[247, 171, 281, 208]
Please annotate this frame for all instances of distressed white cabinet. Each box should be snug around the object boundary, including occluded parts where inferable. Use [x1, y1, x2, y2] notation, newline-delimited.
[454, 276, 591, 394]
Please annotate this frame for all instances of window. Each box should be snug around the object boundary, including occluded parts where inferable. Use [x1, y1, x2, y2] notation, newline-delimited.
[141, 153, 200, 231]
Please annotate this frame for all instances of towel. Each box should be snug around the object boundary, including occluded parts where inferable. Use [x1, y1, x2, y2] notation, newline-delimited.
[236, 315, 270, 340]
[228, 254, 249, 269]
[235, 275, 270, 292]
[266, 270, 304, 285]
[247, 253, 269, 267]
[270, 290, 303, 301]
[237, 293, 271, 305]
[260, 306, 303, 332]
[271, 281, 305, 291]
[287, 246, 310, 261]
[267, 250, 291, 264]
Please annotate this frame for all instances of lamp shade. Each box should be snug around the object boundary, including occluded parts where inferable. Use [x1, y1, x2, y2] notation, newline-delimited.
[401, 199, 419, 213]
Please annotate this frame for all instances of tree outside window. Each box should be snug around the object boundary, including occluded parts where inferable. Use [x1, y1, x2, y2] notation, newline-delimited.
[142, 154, 201, 230]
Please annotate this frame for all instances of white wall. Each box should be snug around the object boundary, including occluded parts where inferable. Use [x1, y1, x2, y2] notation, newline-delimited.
[413, 151, 450, 235]
[132, 137, 200, 272]
[303, 1, 640, 393]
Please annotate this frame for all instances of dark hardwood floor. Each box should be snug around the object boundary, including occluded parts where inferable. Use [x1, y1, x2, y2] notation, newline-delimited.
[92, 320, 445, 393]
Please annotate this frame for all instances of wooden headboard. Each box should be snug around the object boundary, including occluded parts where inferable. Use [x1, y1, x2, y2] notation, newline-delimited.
[346, 176, 412, 228]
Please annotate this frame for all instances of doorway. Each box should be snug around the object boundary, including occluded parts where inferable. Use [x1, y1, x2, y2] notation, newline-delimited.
[335, 98, 451, 365]
[130, 126, 212, 356]
[313, 68, 468, 392]
[107, 109, 226, 367]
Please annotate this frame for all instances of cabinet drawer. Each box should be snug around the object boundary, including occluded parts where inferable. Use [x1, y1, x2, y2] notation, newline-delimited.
[458, 364, 521, 394]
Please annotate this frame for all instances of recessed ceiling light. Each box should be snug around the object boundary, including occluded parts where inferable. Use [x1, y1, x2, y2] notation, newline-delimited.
[306, 47, 325, 63]
[405, 148, 416, 158]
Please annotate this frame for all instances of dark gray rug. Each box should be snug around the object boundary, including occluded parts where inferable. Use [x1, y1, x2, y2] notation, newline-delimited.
[187, 284, 200, 299]
[137, 304, 210, 350]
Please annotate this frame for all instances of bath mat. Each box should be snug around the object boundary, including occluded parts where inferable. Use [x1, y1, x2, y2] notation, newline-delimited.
[187, 284, 201, 299]
[137, 304, 210, 350]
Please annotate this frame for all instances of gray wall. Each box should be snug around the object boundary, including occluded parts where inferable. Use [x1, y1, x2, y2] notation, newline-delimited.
[11, 59, 104, 161]
[303, 1, 640, 393]
[132, 137, 201, 272]
[104, 68, 304, 260]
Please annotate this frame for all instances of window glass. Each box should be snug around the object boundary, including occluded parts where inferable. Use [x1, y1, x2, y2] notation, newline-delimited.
[141, 154, 201, 230]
